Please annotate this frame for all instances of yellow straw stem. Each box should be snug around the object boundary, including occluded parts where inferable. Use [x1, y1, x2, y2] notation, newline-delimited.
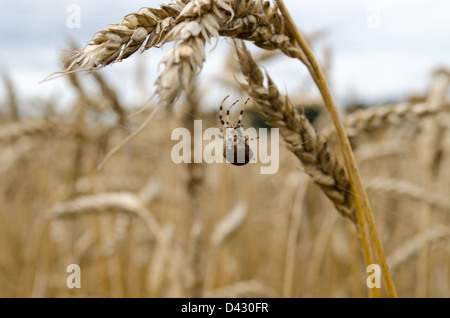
[275, 0, 397, 298]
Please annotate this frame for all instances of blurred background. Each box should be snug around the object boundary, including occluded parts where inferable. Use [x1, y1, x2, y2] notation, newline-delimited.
[0, 0, 449, 298]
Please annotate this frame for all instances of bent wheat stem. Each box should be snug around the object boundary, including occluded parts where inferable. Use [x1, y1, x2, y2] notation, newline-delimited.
[275, 0, 396, 298]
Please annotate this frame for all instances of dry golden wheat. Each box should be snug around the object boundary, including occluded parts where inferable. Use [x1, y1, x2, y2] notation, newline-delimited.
[235, 40, 354, 220]
[2, 74, 19, 121]
[210, 202, 248, 247]
[47, 0, 300, 109]
[204, 279, 275, 297]
[3, 0, 448, 299]
[0, 119, 81, 144]
[322, 101, 447, 142]
[50, 192, 162, 239]
[364, 177, 450, 212]
[387, 226, 450, 271]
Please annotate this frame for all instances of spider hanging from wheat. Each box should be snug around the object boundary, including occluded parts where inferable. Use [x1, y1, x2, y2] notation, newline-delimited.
[218, 95, 254, 166]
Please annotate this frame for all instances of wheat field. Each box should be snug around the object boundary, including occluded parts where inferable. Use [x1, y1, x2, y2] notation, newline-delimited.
[1, 0, 450, 298]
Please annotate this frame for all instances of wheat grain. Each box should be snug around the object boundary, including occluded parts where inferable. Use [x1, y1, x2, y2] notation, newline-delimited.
[183, 82, 205, 297]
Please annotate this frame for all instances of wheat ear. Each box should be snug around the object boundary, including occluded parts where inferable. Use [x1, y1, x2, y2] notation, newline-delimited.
[387, 226, 450, 271]
[2, 74, 19, 121]
[0, 119, 82, 144]
[46, 0, 301, 109]
[321, 101, 446, 142]
[235, 40, 354, 220]
[50, 192, 162, 240]
[365, 177, 450, 213]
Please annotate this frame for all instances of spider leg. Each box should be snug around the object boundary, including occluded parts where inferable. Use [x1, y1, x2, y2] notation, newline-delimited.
[219, 95, 230, 127]
[226, 99, 239, 126]
[237, 97, 250, 126]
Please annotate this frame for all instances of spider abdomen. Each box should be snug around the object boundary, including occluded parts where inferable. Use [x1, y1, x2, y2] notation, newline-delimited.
[223, 141, 253, 166]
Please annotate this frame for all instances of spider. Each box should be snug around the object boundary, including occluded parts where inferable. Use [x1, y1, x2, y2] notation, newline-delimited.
[218, 95, 253, 166]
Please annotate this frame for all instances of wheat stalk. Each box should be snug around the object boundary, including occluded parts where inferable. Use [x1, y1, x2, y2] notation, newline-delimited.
[235, 40, 354, 220]
[48, 191, 192, 294]
[282, 174, 308, 297]
[182, 82, 206, 297]
[204, 202, 248, 294]
[91, 72, 127, 125]
[22, 192, 163, 296]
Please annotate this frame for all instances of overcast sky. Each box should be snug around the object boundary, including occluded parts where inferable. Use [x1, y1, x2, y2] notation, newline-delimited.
[1, 0, 450, 112]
